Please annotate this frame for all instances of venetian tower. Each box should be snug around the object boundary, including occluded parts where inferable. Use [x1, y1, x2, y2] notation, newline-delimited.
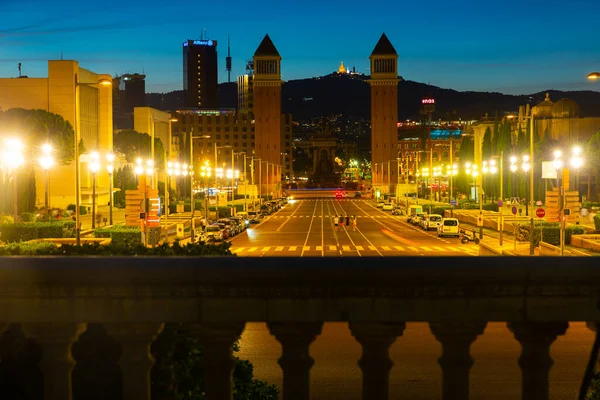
[369, 33, 399, 192]
[253, 34, 282, 196]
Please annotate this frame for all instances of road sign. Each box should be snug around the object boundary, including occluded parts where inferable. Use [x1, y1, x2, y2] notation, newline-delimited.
[497, 199, 503, 207]
[536, 208, 546, 218]
[510, 197, 520, 205]
[511, 206, 518, 215]
[176, 223, 184, 238]
[450, 199, 457, 206]
[477, 215, 483, 227]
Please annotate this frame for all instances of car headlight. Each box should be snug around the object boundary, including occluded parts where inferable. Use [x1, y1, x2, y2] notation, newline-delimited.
[245, 220, 249, 225]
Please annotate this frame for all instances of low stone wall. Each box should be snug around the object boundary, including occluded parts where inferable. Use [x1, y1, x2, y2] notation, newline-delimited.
[571, 235, 600, 252]
[479, 241, 503, 256]
[540, 241, 561, 256]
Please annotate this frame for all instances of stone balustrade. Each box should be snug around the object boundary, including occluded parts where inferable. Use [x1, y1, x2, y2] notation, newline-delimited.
[0, 256, 599, 400]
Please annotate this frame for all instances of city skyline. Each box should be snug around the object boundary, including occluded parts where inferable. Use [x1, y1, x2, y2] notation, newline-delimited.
[1, 0, 599, 95]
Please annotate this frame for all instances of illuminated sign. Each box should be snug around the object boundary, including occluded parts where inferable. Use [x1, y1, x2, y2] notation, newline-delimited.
[422, 98, 435, 104]
[183, 40, 214, 47]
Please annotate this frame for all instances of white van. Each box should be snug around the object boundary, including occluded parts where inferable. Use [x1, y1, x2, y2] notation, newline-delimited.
[424, 214, 442, 230]
[437, 218, 459, 237]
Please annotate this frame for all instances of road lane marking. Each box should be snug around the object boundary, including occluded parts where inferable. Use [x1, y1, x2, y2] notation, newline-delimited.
[420, 246, 433, 251]
[329, 200, 366, 256]
[316, 246, 323, 251]
[433, 246, 446, 251]
[368, 245, 377, 251]
[394, 246, 405, 251]
[262, 247, 271, 252]
[446, 246, 461, 252]
[234, 247, 245, 253]
[275, 246, 284, 252]
[381, 246, 391, 251]
[356, 245, 364, 251]
[276, 200, 304, 232]
[289, 246, 297, 251]
[320, 199, 325, 256]
[301, 201, 319, 257]
[408, 246, 420, 252]
[329, 245, 337, 251]
[342, 245, 351, 251]
[247, 247, 258, 252]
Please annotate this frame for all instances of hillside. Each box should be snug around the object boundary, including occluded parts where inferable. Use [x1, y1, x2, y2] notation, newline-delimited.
[146, 74, 600, 120]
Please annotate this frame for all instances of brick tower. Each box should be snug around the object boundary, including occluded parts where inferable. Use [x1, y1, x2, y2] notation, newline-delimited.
[369, 33, 399, 194]
[253, 34, 282, 197]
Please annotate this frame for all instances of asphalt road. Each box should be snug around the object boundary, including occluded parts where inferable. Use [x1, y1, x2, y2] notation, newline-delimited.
[229, 198, 479, 256]
[238, 322, 594, 400]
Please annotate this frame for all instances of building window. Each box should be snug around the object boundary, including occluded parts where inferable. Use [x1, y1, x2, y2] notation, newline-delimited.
[242, 142, 247, 147]
[251, 127, 255, 132]
[216, 135, 221, 139]
[251, 134, 255, 139]
[233, 135, 239, 139]
[242, 135, 247, 139]
[233, 127, 238, 132]
[225, 127, 230, 132]
[216, 127, 220, 132]
[234, 142, 239, 147]
[251, 142, 255, 147]
[217, 142, 221, 147]
[225, 135, 230, 139]
[242, 127, 247, 132]
[207, 127, 212, 132]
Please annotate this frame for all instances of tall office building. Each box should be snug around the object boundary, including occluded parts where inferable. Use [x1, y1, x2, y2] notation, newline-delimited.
[237, 60, 254, 115]
[183, 39, 218, 109]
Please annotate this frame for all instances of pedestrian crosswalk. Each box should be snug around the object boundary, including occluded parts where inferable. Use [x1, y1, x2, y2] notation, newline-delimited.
[231, 244, 478, 255]
[266, 215, 399, 219]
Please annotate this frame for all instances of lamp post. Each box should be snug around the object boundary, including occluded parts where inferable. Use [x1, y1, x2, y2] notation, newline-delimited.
[38, 144, 54, 211]
[2, 138, 24, 222]
[74, 76, 111, 245]
[89, 151, 100, 229]
[553, 150, 565, 256]
[106, 152, 114, 225]
[571, 146, 584, 201]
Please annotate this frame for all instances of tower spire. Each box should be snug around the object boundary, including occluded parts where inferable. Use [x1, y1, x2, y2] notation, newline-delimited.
[226, 34, 232, 83]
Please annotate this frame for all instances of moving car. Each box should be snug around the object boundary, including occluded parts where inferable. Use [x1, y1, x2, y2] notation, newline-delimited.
[391, 207, 403, 216]
[335, 190, 344, 199]
[413, 213, 428, 226]
[382, 203, 393, 211]
[422, 214, 442, 231]
[437, 218, 460, 237]
[354, 191, 362, 197]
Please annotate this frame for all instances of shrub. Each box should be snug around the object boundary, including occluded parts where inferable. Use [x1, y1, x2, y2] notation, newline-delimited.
[431, 206, 451, 216]
[0, 241, 61, 255]
[0, 222, 74, 243]
[482, 203, 499, 212]
[582, 202, 600, 210]
[94, 225, 142, 248]
[565, 225, 586, 244]
[20, 212, 37, 222]
[595, 214, 600, 231]
[67, 204, 88, 215]
[0, 215, 14, 224]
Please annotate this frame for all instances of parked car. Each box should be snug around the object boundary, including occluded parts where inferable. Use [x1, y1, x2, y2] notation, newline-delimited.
[229, 216, 247, 232]
[437, 218, 460, 237]
[382, 203, 393, 211]
[213, 222, 231, 239]
[416, 213, 429, 228]
[202, 225, 224, 242]
[376, 201, 385, 208]
[410, 212, 427, 225]
[248, 211, 261, 223]
[422, 214, 442, 231]
[391, 207, 403, 216]
[354, 191, 362, 197]
[218, 218, 239, 236]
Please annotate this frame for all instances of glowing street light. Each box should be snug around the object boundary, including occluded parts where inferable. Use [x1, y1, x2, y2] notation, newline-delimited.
[587, 72, 600, 81]
[89, 151, 101, 229]
[38, 143, 54, 210]
[2, 138, 24, 222]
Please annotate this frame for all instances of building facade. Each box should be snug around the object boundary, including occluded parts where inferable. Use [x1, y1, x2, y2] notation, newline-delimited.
[0, 60, 113, 209]
[369, 33, 399, 193]
[113, 73, 146, 129]
[237, 60, 254, 115]
[170, 109, 292, 186]
[183, 39, 218, 109]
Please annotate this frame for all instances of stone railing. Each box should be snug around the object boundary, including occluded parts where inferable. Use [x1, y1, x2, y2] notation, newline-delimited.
[1, 256, 600, 400]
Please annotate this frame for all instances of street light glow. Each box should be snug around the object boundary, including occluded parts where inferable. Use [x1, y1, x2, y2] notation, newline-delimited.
[587, 72, 600, 80]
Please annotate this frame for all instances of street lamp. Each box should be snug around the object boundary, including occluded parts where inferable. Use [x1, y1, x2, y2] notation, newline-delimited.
[571, 146, 584, 200]
[106, 152, 114, 225]
[2, 138, 24, 222]
[74, 76, 111, 245]
[553, 150, 566, 256]
[38, 143, 54, 210]
[89, 151, 100, 229]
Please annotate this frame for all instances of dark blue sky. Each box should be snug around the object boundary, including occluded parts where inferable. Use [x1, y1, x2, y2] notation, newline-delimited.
[1, 0, 599, 94]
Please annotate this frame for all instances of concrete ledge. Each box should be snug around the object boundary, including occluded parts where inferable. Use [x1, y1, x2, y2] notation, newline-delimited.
[479, 241, 503, 256]
[571, 235, 600, 252]
[540, 241, 561, 256]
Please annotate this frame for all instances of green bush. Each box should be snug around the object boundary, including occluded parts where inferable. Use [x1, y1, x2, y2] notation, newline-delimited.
[431, 206, 451, 216]
[482, 203, 499, 212]
[582, 201, 600, 210]
[20, 212, 37, 222]
[565, 225, 586, 244]
[0, 240, 235, 256]
[67, 204, 88, 215]
[0, 221, 74, 243]
[595, 214, 600, 231]
[95, 225, 142, 248]
[0, 215, 14, 224]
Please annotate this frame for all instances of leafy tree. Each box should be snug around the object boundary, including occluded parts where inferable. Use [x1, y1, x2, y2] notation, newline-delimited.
[482, 127, 492, 159]
[151, 324, 279, 400]
[586, 132, 600, 200]
[113, 129, 166, 169]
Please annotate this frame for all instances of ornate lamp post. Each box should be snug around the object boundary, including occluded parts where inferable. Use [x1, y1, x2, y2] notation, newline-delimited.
[38, 144, 54, 211]
[89, 151, 100, 229]
[106, 152, 114, 225]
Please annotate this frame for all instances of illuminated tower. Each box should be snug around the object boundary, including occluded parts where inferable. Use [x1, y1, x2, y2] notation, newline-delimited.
[369, 33, 399, 192]
[253, 34, 282, 196]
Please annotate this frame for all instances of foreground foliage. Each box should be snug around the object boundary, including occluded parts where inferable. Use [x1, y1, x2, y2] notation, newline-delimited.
[0, 240, 234, 256]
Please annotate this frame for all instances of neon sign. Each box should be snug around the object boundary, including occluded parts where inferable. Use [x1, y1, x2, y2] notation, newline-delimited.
[422, 98, 435, 104]
[183, 40, 214, 47]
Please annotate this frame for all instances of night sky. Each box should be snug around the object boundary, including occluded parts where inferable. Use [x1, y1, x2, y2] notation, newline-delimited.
[1, 0, 599, 94]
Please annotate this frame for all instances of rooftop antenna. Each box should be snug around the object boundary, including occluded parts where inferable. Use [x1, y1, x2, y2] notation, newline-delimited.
[60, 49, 63, 60]
[18, 63, 21, 77]
[226, 34, 232, 83]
